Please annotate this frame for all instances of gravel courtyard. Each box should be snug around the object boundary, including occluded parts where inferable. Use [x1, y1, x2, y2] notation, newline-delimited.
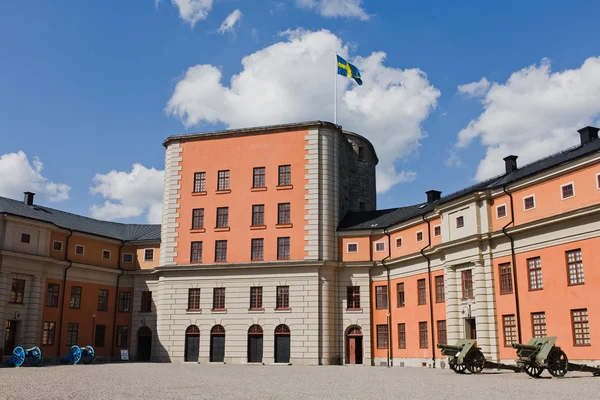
[1, 363, 600, 399]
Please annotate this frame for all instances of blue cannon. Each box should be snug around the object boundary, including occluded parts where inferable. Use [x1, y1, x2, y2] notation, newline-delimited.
[4, 346, 42, 367]
[59, 345, 95, 365]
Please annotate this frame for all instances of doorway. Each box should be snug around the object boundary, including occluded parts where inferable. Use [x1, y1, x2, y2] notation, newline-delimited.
[4, 321, 18, 356]
[137, 326, 152, 362]
[345, 326, 363, 365]
[465, 318, 477, 340]
[274, 324, 291, 364]
[210, 325, 225, 362]
[184, 325, 200, 362]
[247, 325, 263, 363]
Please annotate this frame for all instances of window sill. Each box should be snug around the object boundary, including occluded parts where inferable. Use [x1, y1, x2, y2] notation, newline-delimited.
[345, 308, 363, 313]
[435, 300, 445, 304]
[274, 308, 292, 313]
[139, 310, 152, 314]
[275, 223, 293, 229]
[376, 307, 388, 310]
[192, 191, 207, 196]
[190, 228, 206, 233]
[248, 308, 265, 313]
[211, 309, 227, 313]
[250, 225, 267, 230]
[499, 292, 513, 296]
[528, 288, 543, 292]
[186, 309, 202, 314]
[214, 227, 230, 232]
[568, 283, 585, 287]
[276, 185, 293, 190]
[251, 187, 267, 192]
[573, 344, 591, 347]
[215, 190, 231, 195]
[8, 302, 25, 306]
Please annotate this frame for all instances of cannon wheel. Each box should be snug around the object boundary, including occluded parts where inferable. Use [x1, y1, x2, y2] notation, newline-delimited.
[27, 346, 42, 367]
[69, 345, 82, 365]
[81, 346, 95, 364]
[523, 364, 544, 378]
[449, 359, 467, 374]
[12, 346, 26, 367]
[547, 347, 568, 377]
[466, 349, 486, 374]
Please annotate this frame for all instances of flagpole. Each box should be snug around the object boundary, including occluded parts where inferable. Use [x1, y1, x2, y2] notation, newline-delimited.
[334, 53, 337, 125]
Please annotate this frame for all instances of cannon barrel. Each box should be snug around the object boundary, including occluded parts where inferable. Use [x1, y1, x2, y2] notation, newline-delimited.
[512, 343, 539, 351]
[437, 344, 464, 351]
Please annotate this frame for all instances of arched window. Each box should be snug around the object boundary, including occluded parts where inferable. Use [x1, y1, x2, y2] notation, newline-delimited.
[347, 326, 363, 336]
[248, 325, 263, 335]
[186, 325, 200, 335]
[274, 324, 290, 335]
[211, 325, 226, 335]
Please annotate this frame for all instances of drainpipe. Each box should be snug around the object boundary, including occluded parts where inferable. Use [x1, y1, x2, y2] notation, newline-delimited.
[502, 186, 522, 343]
[111, 241, 125, 359]
[421, 214, 435, 367]
[56, 229, 73, 357]
[381, 228, 393, 367]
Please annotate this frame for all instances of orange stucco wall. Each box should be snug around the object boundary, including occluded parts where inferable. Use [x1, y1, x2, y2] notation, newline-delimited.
[174, 130, 309, 264]
[135, 244, 160, 270]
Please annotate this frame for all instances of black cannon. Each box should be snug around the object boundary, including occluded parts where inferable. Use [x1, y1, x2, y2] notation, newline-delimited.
[513, 336, 600, 378]
[438, 340, 521, 374]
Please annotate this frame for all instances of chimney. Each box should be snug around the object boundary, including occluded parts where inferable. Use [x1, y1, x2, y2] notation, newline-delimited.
[578, 126, 599, 145]
[426, 190, 442, 203]
[503, 155, 518, 174]
[24, 192, 35, 206]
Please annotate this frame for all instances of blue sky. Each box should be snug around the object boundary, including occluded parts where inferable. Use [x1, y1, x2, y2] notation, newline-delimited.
[1, 0, 599, 223]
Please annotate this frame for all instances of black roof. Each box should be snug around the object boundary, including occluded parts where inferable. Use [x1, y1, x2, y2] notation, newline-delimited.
[0, 196, 160, 241]
[339, 138, 600, 231]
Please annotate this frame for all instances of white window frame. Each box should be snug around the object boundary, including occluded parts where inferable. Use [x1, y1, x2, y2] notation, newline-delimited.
[102, 249, 111, 260]
[416, 230, 424, 243]
[596, 172, 600, 190]
[432, 225, 441, 238]
[496, 204, 507, 219]
[560, 182, 575, 200]
[144, 248, 155, 261]
[74, 245, 85, 256]
[347, 243, 359, 253]
[52, 240, 63, 251]
[374, 241, 386, 252]
[395, 237, 403, 248]
[523, 194, 536, 211]
[122, 253, 134, 263]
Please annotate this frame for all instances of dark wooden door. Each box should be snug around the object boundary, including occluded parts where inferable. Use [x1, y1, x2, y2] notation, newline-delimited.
[210, 335, 225, 362]
[4, 321, 17, 356]
[348, 337, 356, 364]
[185, 334, 199, 362]
[275, 335, 290, 363]
[137, 336, 152, 361]
[465, 318, 477, 340]
[248, 335, 263, 363]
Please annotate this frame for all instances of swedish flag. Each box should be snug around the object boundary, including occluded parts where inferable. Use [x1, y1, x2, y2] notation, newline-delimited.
[337, 55, 363, 86]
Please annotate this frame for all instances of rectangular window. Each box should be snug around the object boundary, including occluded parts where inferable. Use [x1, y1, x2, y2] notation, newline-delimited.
[358, 146, 365, 161]
[528, 257, 543, 290]
[572, 309, 590, 346]
[192, 208, 204, 229]
[397, 283, 405, 307]
[250, 286, 263, 310]
[217, 170, 230, 191]
[417, 279, 427, 305]
[461, 270, 474, 299]
[437, 320, 447, 345]
[122, 253, 133, 262]
[190, 241, 203, 263]
[118, 292, 131, 312]
[347, 286, 360, 309]
[419, 322, 428, 349]
[97, 289, 109, 312]
[215, 240, 228, 262]
[376, 285, 388, 309]
[193, 172, 206, 193]
[251, 238, 264, 261]
[567, 249, 584, 285]
[253, 167, 266, 188]
[276, 286, 290, 309]
[21, 233, 31, 243]
[347, 243, 358, 253]
[395, 237, 402, 248]
[69, 286, 82, 309]
[188, 288, 201, 311]
[503, 315, 517, 347]
[398, 323, 406, 349]
[95, 325, 106, 348]
[277, 203, 291, 224]
[497, 204, 507, 219]
[433, 225, 441, 237]
[9, 279, 25, 304]
[144, 249, 154, 262]
[66, 323, 79, 346]
[277, 237, 290, 260]
[116, 325, 128, 348]
[416, 231, 423, 242]
[561, 183, 575, 199]
[532, 312, 547, 338]
[375, 242, 386, 252]
[213, 288, 226, 310]
[216, 207, 229, 228]
[252, 204, 265, 226]
[377, 324, 388, 349]
[46, 283, 60, 307]
[597, 173, 600, 190]
[278, 165, 291, 186]
[499, 263, 513, 294]
[456, 216, 465, 228]
[435, 275, 445, 303]
[140, 291, 152, 312]
[524, 195, 535, 210]
[53, 241, 63, 251]
[102, 250, 111, 260]
[42, 322, 56, 345]
[74, 245, 84, 255]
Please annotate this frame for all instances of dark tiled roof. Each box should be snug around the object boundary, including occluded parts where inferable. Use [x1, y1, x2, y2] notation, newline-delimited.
[339, 138, 600, 231]
[0, 196, 161, 241]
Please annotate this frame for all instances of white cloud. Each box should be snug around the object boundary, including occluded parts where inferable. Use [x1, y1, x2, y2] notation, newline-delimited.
[457, 77, 490, 98]
[89, 164, 164, 223]
[0, 151, 71, 203]
[171, 0, 213, 27]
[456, 57, 600, 181]
[218, 9, 242, 34]
[444, 150, 465, 168]
[155, 0, 161, 9]
[296, 0, 369, 20]
[165, 29, 440, 193]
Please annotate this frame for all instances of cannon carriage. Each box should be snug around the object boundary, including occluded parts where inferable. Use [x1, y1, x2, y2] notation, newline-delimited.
[59, 345, 95, 365]
[437, 340, 520, 374]
[3, 346, 42, 367]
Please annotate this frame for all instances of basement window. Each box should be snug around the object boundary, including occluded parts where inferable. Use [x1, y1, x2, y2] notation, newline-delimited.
[347, 243, 358, 253]
[375, 242, 386, 252]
